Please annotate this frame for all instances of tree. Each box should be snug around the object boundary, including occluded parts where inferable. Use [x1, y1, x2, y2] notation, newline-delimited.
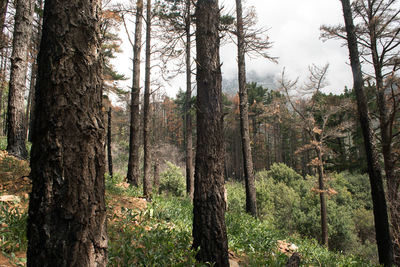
[322, 2, 400, 257]
[155, 0, 195, 198]
[143, 0, 152, 198]
[340, 0, 394, 265]
[107, 106, 113, 178]
[192, 0, 229, 265]
[235, 0, 257, 217]
[6, 0, 34, 158]
[27, 0, 108, 265]
[0, 0, 8, 50]
[280, 64, 353, 247]
[26, 0, 44, 142]
[184, 0, 194, 199]
[126, 0, 144, 186]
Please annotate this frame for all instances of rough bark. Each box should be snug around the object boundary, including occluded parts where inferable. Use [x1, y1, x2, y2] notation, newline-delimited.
[6, 0, 34, 159]
[235, 0, 257, 217]
[185, 0, 194, 199]
[341, 0, 394, 265]
[127, 0, 143, 187]
[27, 0, 107, 266]
[108, 107, 113, 178]
[0, 0, 8, 50]
[143, 0, 152, 198]
[192, 0, 229, 266]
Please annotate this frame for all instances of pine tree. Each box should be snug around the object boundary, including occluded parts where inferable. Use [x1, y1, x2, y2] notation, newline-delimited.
[27, 0, 108, 265]
[192, 0, 229, 265]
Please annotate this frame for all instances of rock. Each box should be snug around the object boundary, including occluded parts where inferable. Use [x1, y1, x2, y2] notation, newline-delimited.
[229, 259, 240, 267]
[0, 195, 21, 202]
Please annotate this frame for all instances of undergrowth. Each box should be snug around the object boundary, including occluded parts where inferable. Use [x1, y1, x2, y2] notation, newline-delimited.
[0, 167, 378, 266]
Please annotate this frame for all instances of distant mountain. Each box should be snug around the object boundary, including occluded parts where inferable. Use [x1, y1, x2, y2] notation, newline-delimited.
[222, 71, 277, 95]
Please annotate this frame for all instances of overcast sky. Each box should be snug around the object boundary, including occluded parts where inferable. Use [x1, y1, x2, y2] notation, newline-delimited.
[112, 0, 353, 97]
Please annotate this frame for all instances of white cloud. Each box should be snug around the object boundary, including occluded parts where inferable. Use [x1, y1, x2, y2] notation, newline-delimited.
[112, 0, 353, 97]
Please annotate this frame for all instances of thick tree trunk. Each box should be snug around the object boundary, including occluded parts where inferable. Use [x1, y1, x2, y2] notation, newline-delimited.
[316, 147, 328, 247]
[6, 0, 34, 159]
[192, 1, 229, 266]
[27, 0, 108, 266]
[143, 0, 152, 198]
[108, 107, 113, 178]
[235, 0, 257, 217]
[341, 0, 394, 265]
[127, 0, 143, 187]
[185, 0, 194, 199]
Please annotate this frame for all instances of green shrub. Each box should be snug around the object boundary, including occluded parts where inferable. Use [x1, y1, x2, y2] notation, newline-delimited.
[0, 203, 28, 253]
[159, 161, 185, 197]
[262, 162, 303, 186]
[225, 181, 246, 214]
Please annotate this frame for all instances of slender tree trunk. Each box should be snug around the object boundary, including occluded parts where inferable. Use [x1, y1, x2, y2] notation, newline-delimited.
[316, 147, 328, 247]
[153, 158, 160, 190]
[6, 0, 34, 159]
[127, 0, 143, 186]
[185, 0, 194, 199]
[27, 0, 107, 265]
[27, 0, 43, 142]
[192, 0, 229, 266]
[108, 107, 113, 178]
[341, 1, 393, 265]
[0, 0, 8, 50]
[366, 2, 400, 260]
[235, 0, 257, 217]
[143, 0, 152, 198]
[0, 46, 8, 135]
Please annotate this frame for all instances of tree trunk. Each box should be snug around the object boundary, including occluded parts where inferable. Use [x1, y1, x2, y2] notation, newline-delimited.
[192, 1, 229, 266]
[341, 1, 393, 265]
[127, 0, 143, 187]
[27, 0, 44, 142]
[185, 0, 194, 199]
[143, 0, 152, 198]
[0, 0, 8, 50]
[366, 2, 400, 261]
[108, 107, 113, 178]
[6, 0, 34, 159]
[316, 147, 328, 247]
[235, 0, 257, 217]
[27, 0, 107, 265]
[153, 158, 160, 190]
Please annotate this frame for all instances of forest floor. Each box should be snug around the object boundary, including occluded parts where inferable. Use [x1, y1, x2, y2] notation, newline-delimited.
[0, 152, 244, 266]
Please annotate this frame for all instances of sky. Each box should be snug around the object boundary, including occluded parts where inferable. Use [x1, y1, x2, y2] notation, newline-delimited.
[112, 0, 353, 97]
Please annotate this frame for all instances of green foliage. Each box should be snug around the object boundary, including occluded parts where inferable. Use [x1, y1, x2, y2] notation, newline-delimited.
[105, 173, 142, 197]
[253, 163, 376, 261]
[108, 195, 204, 266]
[0, 151, 30, 183]
[0, 203, 28, 253]
[159, 161, 185, 197]
[0, 137, 6, 150]
[225, 181, 246, 214]
[260, 162, 303, 186]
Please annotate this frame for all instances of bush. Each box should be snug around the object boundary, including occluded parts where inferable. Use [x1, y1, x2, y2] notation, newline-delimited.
[0, 203, 28, 253]
[159, 161, 185, 197]
[261, 163, 303, 186]
[225, 181, 246, 214]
